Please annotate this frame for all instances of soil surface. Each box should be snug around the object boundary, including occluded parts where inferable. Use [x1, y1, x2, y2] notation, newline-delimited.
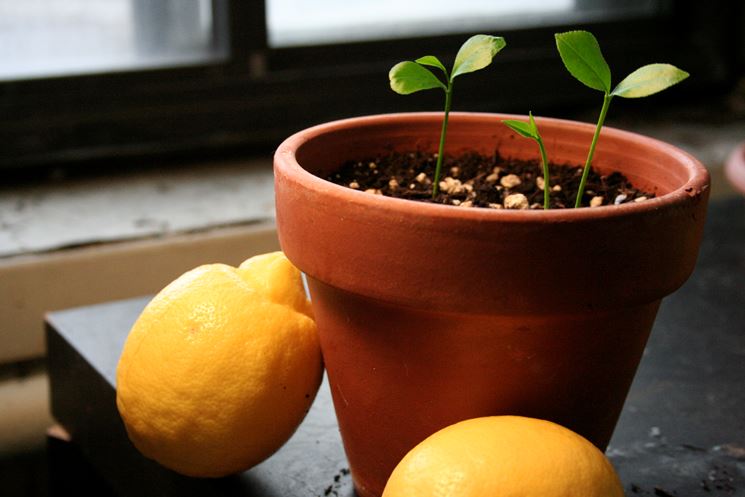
[327, 151, 653, 209]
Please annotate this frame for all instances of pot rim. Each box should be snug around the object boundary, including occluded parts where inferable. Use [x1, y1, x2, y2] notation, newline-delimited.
[275, 112, 710, 221]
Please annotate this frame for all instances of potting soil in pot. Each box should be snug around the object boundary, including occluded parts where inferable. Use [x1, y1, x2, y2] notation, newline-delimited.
[327, 151, 653, 209]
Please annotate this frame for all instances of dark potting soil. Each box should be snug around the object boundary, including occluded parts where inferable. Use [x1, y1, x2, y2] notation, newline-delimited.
[326, 151, 653, 209]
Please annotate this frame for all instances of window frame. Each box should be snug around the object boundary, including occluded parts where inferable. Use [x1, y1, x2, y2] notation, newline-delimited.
[0, 1, 737, 171]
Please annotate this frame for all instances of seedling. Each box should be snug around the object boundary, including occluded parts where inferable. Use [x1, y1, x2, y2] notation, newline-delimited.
[555, 30, 689, 207]
[389, 34, 506, 198]
[502, 112, 551, 209]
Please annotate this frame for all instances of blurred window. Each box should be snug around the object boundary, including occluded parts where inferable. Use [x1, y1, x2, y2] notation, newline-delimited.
[0, 0, 226, 81]
[267, 0, 660, 47]
[0, 1, 729, 172]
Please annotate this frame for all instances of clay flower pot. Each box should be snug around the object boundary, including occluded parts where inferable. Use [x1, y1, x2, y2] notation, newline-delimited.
[725, 141, 745, 194]
[274, 112, 710, 497]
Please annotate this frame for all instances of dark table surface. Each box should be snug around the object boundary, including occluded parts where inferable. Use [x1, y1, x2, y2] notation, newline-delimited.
[45, 197, 745, 497]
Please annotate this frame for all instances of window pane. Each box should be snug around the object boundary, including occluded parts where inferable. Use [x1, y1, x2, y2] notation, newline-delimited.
[267, 0, 663, 48]
[0, 0, 226, 81]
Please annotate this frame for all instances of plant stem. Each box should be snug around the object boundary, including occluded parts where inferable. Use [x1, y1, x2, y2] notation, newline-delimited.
[575, 93, 612, 208]
[537, 137, 550, 210]
[432, 83, 453, 198]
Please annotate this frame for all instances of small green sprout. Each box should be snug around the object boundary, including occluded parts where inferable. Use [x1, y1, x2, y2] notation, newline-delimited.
[502, 112, 550, 209]
[389, 34, 506, 198]
[555, 30, 689, 207]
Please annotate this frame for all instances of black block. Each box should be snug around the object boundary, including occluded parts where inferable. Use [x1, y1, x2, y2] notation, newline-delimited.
[46, 298, 352, 497]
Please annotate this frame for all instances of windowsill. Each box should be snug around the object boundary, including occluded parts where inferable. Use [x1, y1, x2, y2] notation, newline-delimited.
[0, 113, 743, 364]
[0, 157, 275, 258]
[0, 155, 279, 365]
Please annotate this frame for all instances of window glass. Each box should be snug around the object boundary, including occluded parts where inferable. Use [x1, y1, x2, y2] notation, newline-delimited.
[267, 0, 662, 48]
[0, 0, 225, 81]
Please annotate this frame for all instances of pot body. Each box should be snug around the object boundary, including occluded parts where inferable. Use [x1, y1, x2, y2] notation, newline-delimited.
[274, 113, 710, 497]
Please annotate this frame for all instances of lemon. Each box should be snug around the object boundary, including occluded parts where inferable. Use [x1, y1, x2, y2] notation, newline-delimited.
[116, 252, 322, 477]
[383, 416, 624, 497]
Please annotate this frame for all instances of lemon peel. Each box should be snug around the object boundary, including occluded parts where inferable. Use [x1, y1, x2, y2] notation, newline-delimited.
[383, 415, 624, 497]
[116, 251, 322, 477]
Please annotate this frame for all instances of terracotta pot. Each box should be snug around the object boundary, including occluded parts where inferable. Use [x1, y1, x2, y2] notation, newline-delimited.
[274, 113, 710, 497]
[725, 141, 745, 194]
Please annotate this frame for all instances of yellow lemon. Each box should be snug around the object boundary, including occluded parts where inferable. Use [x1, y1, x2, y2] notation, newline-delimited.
[116, 252, 322, 477]
[383, 416, 624, 497]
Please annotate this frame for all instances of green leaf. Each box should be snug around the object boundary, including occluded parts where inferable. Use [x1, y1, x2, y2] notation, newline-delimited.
[528, 111, 538, 135]
[502, 119, 537, 139]
[611, 63, 689, 98]
[416, 55, 448, 77]
[555, 30, 611, 93]
[389, 61, 446, 95]
[451, 35, 506, 80]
